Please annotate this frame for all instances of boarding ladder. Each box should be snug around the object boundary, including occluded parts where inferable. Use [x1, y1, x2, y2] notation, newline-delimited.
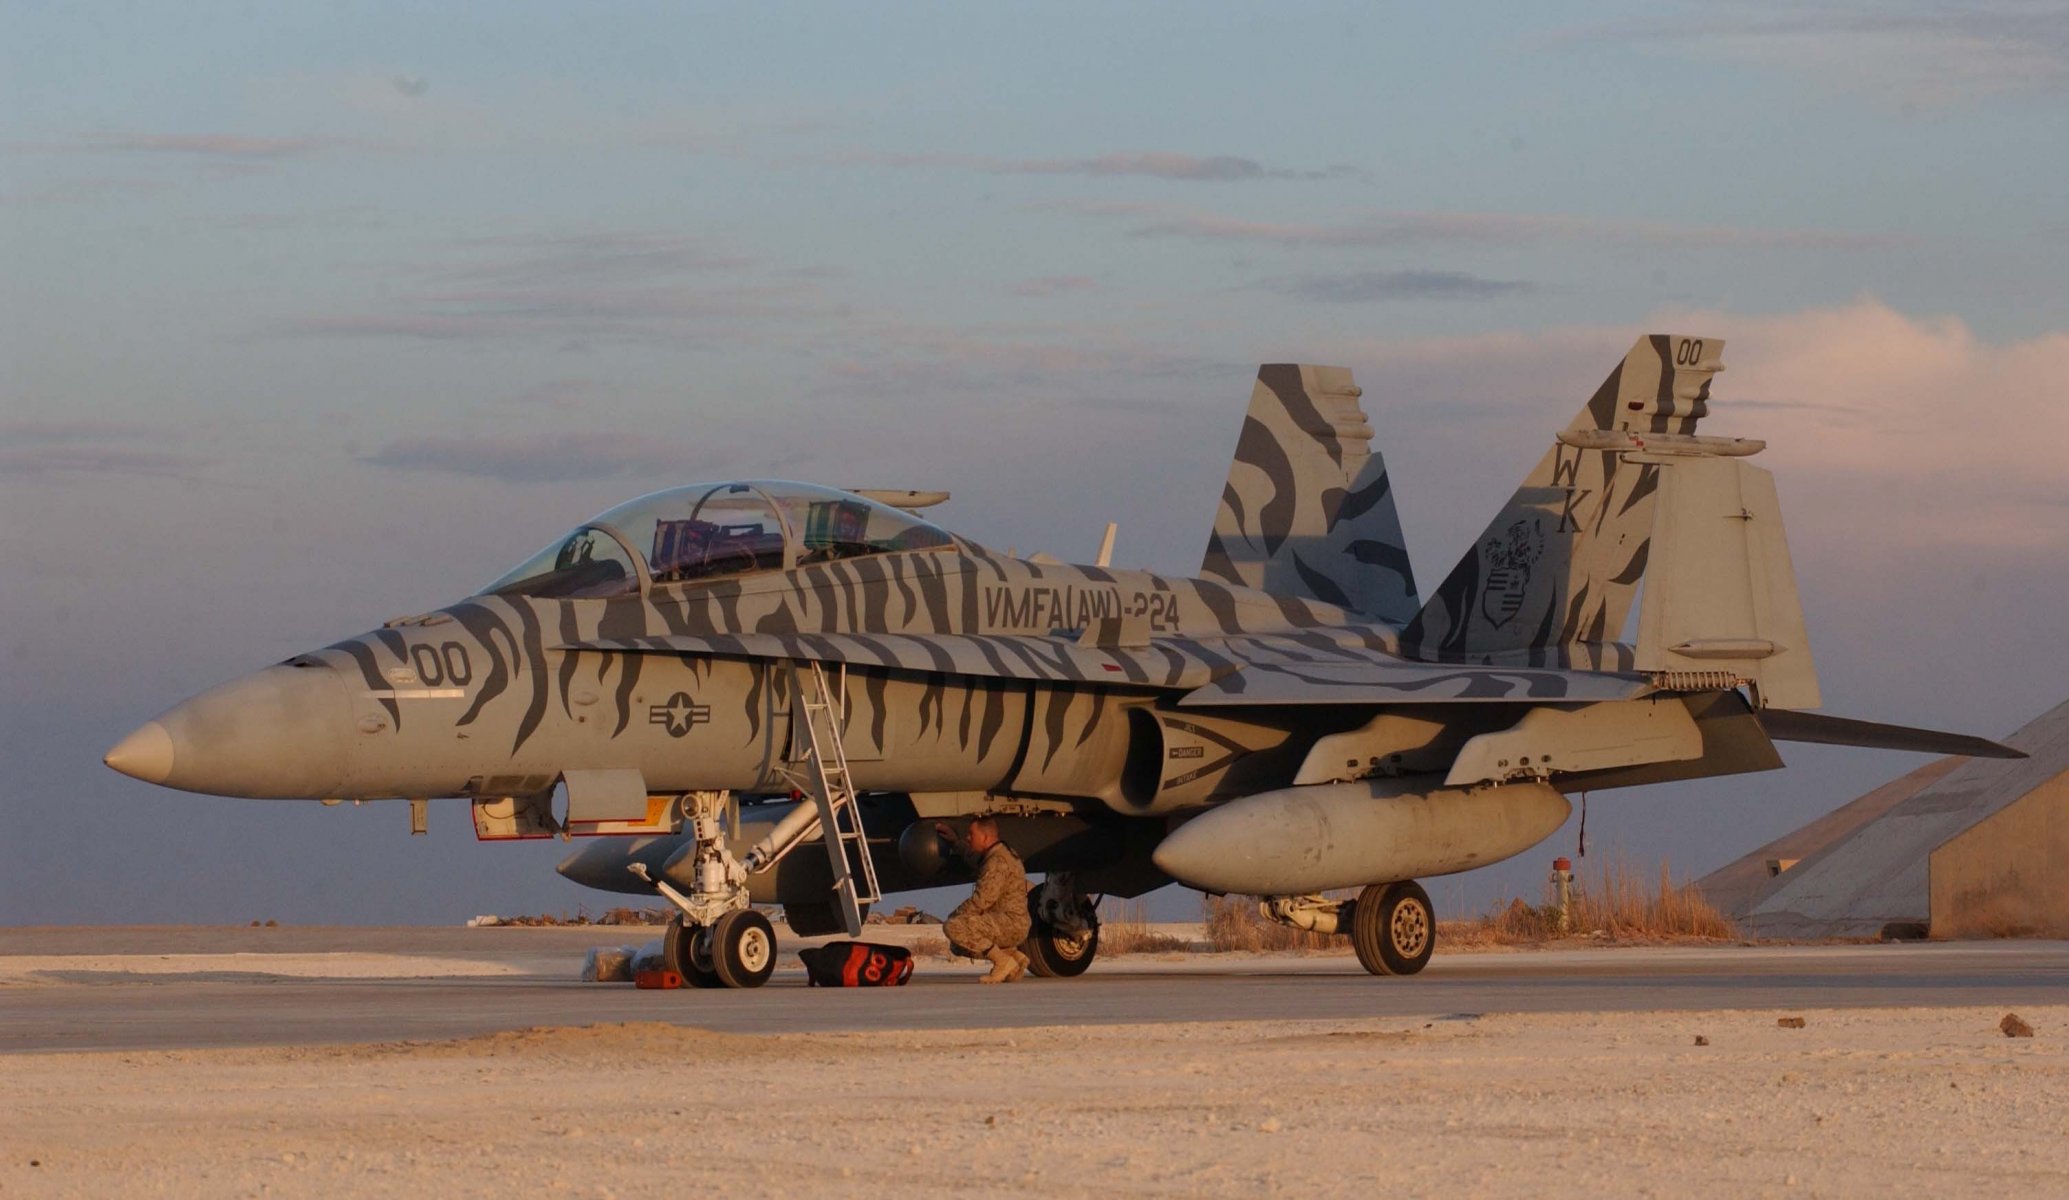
[789, 660, 881, 937]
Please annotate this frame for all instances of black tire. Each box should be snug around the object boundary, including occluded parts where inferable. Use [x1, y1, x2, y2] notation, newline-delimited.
[662, 916, 722, 989]
[711, 909, 778, 989]
[1351, 881, 1435, 977]
[1022, 921, 1099, 978]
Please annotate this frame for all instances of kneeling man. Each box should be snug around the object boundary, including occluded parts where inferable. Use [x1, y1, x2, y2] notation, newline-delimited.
[938, 815, 1032, 984]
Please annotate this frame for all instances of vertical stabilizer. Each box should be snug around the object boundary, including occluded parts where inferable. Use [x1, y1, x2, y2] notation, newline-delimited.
[1401, 334, 1726, 666]
[1200, 364, 1418, 623]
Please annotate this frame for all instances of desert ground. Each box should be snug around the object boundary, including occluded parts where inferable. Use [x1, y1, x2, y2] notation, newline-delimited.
[2, 930, 2065, 1198]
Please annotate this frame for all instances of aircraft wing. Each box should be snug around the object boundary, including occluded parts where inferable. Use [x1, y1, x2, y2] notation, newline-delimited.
[1177, 660, 1654, 706]
[558, 632, 1221, 688]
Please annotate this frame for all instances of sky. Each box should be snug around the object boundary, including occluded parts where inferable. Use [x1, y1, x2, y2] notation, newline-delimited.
[3, 1, 2067, 926]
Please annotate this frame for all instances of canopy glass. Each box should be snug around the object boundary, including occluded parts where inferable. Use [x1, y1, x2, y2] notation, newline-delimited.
[484, 481, 955, 599]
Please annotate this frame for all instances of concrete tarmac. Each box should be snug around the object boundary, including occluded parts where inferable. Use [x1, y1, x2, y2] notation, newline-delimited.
[3, 928, 2066, 1052]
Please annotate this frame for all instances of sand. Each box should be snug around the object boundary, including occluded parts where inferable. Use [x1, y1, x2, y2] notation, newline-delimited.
[0, 953, 527, 984]
[3, 1005, 2063, 1198]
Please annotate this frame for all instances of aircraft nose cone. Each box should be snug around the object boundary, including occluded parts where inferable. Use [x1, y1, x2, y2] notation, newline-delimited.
[129, 663, 355, 798]
[104, 721, 176, 784]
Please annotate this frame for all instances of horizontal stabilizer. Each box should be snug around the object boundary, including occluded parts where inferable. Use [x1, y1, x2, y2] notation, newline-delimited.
[1756, 709, 2025, 759]
[1180, 660, 1651, 707]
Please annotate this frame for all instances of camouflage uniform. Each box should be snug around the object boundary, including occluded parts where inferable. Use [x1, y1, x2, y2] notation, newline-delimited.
[944, 842, 1032, 956]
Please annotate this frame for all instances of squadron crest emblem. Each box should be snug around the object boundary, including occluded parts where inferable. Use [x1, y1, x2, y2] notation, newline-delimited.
[1479, 518, 1544, 629]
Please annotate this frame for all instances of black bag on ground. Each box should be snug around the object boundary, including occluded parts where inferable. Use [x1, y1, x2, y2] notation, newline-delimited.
[797, 941, 914, 987]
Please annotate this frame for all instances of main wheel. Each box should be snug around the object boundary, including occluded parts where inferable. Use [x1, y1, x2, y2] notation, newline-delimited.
[1351, 880, 1435, 977]
[710, 909, 778, 989]
[1022, 920, 1099, 978]
[662, 916, 722, 989]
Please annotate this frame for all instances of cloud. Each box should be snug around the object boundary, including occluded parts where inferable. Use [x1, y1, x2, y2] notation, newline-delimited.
[818, 328, 1230, 402]
[2, 419, 169, 443]
[358, 432, 712, 483]
[280, 283, 827, 343]
[0, 421, 209, 480]
[441, 233, 754, 288]
[275, 232, 825, 344]
[1563, 1, 2069, 106]
[1259, 269, 1537, 302]
[844, 150, 1359, 182]
[38, 134, 374, 160]
[1045, 200, 1904, 250]
[506, 379, 607, 408]
[0, 175, 171, 206]
[217, 206, 386, 232]
[1339, 298, 2069, 553]
[1006, 275, 1101, 298]
[0, 446, 208, 479]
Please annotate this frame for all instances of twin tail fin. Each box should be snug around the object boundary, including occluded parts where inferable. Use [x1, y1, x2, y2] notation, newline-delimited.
[1199, 364, 1418, 623]
[1401, 334, 1728, 668]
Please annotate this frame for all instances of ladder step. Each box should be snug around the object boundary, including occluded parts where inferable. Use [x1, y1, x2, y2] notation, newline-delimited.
[789, 658, 882, 935]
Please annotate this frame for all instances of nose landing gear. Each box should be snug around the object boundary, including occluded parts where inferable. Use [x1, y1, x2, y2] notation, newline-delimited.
[638, 791, 772, 989]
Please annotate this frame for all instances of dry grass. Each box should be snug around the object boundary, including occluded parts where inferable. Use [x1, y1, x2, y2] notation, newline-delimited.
[1193, 861, 1737, 955]
[1448, 858, 1738, 945]
[1200, 894, 1346, 953]
[1099, 900, 1193, 955]
[907, 935, 951, 959]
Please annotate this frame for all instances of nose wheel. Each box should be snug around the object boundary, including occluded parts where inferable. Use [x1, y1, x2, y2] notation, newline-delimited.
[1350, 880, 1435, 977]
[710, 909, 777, 989]
[662, 912, 776, 989]
[662, 916, 723, 988]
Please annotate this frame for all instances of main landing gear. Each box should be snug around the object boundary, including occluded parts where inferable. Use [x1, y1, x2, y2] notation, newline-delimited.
[1259, 879, 1435, 977]
[1021, 872, 1100, 978]
[1349, 880, 1434, 977]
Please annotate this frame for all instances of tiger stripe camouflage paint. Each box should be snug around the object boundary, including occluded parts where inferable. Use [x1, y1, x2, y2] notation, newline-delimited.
[1400, 334, 1725, 668]
[116, 334, 1846, 832]
[284, 523, 1658, 807]
[1201, 364, 1418, 625]
[110, 334, 2033, 929]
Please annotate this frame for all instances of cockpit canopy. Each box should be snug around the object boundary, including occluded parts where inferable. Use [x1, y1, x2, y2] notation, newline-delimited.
[485, 481, 957, 600]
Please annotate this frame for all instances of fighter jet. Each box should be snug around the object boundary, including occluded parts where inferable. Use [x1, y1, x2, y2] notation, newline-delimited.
[106, 334, 2020, 987]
